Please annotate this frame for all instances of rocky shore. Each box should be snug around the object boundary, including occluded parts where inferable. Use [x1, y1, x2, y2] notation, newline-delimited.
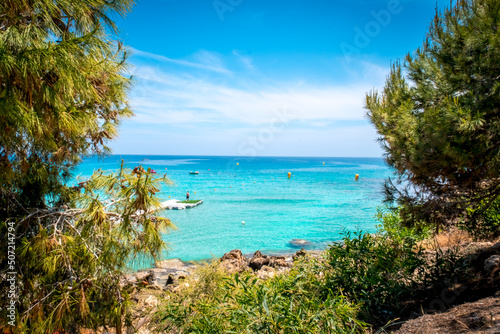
[122, 248, 322, 291]
[116, 248, 321, 333]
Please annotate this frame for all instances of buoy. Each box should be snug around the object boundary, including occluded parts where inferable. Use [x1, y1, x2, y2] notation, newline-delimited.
[208, 169, 210, 171]
[288, 172, 291, 178]
[254, 181, 256, 183]
[323, 162, 325, 165]
[194, 191, 196, 194]
[237, 162, 239, 166]
[168, 196, 170, 198]
[215, 188, 217, 191]
[242, 221, 245, 225]
[355, 174, 359, 181]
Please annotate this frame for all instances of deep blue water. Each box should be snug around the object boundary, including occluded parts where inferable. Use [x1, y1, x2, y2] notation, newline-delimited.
[73, 155, 392, 266]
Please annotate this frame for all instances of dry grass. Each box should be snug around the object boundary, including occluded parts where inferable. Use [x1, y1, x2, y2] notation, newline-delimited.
[418, 227, 473, 250]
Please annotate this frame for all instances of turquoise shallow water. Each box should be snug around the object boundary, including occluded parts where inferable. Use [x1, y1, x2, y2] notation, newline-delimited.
[73, 155, 392, 266]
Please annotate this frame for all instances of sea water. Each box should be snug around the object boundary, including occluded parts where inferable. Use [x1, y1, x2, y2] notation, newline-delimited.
[73, 155, 392, 266]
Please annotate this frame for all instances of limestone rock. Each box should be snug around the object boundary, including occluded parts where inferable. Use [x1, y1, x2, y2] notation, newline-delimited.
[249, 251, 289, 271]
[256, 265, 276, 280]
[135, 271, 150, 282]
[221, 249, 246, 261]
[269, 256, 288, 268]
[155, 258, 187, 270]
[249, 251, 270, 271]
[220, 249, 250, 274]
[293, 248, 308, 261]
[289, 239, 311, 247]
[144, 295, 158, 308]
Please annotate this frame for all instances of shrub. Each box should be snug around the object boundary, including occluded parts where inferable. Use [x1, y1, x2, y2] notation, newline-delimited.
[324, 231, 424, 325]
[461, 197, 500, 239]
[156, 258, 367, 333]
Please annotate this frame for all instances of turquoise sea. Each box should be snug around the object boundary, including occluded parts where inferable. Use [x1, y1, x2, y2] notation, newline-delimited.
[73, 155, 392, 266]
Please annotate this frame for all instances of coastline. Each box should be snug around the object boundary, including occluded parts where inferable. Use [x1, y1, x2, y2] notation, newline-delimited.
[124, 247, 325, 289]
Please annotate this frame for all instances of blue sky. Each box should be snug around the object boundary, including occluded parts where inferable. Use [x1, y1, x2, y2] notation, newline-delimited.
[109, 0, 450, 157]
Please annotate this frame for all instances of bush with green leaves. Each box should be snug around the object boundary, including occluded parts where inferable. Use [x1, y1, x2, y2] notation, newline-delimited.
[461, 197, 500, 239]
[2, 165, 174, 333]
[376, 207, 432, 244]
[323, 227, 463, 326]
[157, 258, 367, 334]
[324, 231, 424, 326]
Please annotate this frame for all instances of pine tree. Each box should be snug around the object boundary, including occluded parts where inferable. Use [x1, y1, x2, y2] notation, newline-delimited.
[366, 0, 500, 228]
[0, 1, 175, 332]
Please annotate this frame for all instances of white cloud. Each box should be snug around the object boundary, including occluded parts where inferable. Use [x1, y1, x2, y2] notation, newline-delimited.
[129, 64, 384, 126]
[131, 48, 231, 75]
[113, 48, 387, 156]
[232, 50, 255, 71]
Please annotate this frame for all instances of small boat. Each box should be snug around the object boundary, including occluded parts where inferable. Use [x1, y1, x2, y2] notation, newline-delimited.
[189, 171, 199, 175]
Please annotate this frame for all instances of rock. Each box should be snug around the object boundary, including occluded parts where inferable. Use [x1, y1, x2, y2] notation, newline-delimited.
[289, 239, 311, 247]
[250, 257, 270, 271]
[249, 251, 288, 271]
[144, 295, 158, 308]
[146, 283, 162, 290]
[146, 270, 155, 285]
[269, 256, 288, 268]
[293, 248, 308, 261]
[256, 265, 276, 280]
[120, 274, 137, 287]
[220, 249, 250, 274]
[135, 271, 150, 282]
[220, 259, 250, 274]
[485, 255, 500, 273]
[221, 249, 246, 262]
[249, 251, 270, 271]
[155, 258, 188, 270]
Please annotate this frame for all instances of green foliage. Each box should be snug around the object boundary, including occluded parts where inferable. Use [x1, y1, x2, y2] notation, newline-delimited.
[0, 1, 178, 332]
[179, 200, 202, 204]
[155, 210, 463, 332]
[2, 165, 174, 333]
[0, 0, 134, 216]
[376, 207, 432, 244]
[324, 225, 463, 326]
[461, 196, 500, 239]
[366, 0, 500, 227]
[157, 259, 367, 334]
[324, 231, 424, 325]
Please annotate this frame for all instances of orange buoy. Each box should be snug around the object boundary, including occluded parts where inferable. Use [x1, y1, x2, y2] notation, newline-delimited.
[287, 172, 291, 178]
[355, 174, 359, 181]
